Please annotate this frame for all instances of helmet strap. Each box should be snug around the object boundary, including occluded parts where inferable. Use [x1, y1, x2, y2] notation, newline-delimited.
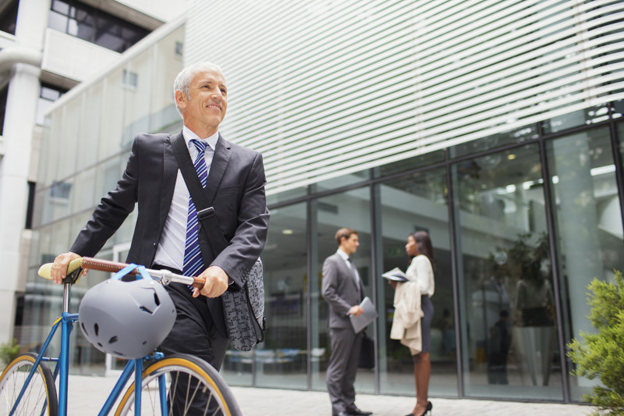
[112, 264, 153, 281]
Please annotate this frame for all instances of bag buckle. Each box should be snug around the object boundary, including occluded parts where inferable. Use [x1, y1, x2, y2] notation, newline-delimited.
[197, 207, 216, 220]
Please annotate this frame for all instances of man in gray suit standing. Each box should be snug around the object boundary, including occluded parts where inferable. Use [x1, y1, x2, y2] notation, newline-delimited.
[322, 228, 372, 416]
[50, 62, 269, 374]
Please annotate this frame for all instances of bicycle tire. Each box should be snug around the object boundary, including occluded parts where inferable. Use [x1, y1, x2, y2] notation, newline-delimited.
[0, 352, 58, 416]
[115, 353, 241, 416]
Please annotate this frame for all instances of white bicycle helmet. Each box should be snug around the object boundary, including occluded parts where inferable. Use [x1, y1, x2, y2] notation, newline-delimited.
[79, 267, 176, 359]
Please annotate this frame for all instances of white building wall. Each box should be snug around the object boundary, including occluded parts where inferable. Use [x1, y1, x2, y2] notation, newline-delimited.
[41, 30, 121, 82]
[185, 0, 624, 195]
[115, 0, 189, 23]
[0, 0, 189, 345]
[0, 0, 51, 344]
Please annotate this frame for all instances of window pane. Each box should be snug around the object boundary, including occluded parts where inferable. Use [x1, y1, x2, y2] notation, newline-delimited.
[545, 127, 624, 401]
[311, 187, 374, 394]
[543, 105, 610, 134]
[51, 0, 70, 15]
[253, 203, 308, 389]
[150, 25, 184, 133]
[450, 125, 538, 159]
[452, 144, 564, 400]
[99, 69, 125, 160]
[48, 11, 68, 32]
[77, 82, 103, 170]
[373, 150, 446, 178]
[267, 187, 307, 206]
[122, 51, 151, 146]
[377, 167, 458, 397]
[314, 170, 370, 193]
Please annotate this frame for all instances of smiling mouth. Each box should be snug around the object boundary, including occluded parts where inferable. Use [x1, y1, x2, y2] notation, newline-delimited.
[207, 104, 221, 110]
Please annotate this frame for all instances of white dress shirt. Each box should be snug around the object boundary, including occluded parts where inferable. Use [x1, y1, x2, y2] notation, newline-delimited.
[405, 254, 435, 297]
[336, 248, 361, 293]
[153, 126, 219, 271]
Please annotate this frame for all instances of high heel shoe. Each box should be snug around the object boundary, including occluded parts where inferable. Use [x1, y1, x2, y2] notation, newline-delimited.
[406, 401, 433, 416]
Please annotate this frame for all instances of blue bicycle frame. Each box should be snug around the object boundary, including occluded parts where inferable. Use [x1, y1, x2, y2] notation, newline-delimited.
[9, 281, 168, 416]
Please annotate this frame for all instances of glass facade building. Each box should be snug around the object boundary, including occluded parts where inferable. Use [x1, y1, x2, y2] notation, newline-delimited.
[23, 0, 624, 404]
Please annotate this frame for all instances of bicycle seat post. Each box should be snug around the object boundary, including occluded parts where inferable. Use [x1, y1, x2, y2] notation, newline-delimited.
[62, 282, 72, 313]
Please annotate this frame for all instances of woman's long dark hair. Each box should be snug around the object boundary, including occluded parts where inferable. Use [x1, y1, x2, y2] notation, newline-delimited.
[410, 231, 436, 271]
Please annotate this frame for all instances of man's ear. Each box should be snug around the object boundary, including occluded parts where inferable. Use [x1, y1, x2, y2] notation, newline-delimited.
[175, 90, 188, 110]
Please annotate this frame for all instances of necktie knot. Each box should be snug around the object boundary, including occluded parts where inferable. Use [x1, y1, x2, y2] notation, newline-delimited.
[190, 138, 207, 155]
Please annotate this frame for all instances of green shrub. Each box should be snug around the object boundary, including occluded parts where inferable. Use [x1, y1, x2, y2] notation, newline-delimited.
[0, 338, 20, 368]
[568, 270, 624, 416]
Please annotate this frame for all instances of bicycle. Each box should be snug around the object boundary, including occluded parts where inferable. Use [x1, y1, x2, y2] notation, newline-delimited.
[0, 256, 242, 416]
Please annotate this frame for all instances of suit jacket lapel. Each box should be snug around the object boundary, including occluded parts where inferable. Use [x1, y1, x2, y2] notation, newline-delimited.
[160, 133, 181, 229]
[204, 133, 231, 205]
[337, 254, 358, 292]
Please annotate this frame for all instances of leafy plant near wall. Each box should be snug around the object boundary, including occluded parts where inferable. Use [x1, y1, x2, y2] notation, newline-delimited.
[0, 338, 19, 368]
[568, 270, 624, 416]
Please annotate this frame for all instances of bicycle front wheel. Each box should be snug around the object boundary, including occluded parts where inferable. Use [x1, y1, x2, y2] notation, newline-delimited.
[115, 354, 241, 416]
[0, 352, 58, 416]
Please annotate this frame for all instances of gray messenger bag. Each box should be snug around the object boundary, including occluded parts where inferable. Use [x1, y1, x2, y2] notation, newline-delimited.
[172, 136, 267, 351]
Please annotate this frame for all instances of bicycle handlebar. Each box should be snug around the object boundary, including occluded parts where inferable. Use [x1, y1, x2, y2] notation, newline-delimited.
[38, 257, 205, 289]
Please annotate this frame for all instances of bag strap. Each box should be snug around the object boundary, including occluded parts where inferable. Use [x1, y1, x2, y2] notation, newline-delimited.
[171, 135, 228, 255]
[173, 135, 265, 342]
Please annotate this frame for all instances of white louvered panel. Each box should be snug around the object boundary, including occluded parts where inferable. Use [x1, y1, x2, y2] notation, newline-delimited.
[186, 0, 624, 195]
[264, 57, 623, 178]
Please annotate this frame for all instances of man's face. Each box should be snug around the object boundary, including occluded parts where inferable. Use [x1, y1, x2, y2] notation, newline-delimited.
[176, 68, 228, 136]
[341, 234, 359, 256]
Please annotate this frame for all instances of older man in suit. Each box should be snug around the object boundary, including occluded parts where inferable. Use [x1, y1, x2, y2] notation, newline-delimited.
[322, 228, 372, 416]
[50, 62, 269, 373]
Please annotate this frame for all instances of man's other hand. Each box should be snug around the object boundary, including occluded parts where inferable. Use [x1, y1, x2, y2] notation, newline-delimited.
[193, 265, 229, 298]
[50, 252, 82, 284]
[348, 305, 364, 317]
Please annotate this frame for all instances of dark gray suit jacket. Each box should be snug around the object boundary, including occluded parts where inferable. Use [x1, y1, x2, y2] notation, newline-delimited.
[321, 252, 364, 330]
[70, 131, 270, 336]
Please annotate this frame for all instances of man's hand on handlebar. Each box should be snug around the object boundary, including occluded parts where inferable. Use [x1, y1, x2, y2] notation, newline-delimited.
[50, 252, 86, 284]
[192, 265, 229, 298]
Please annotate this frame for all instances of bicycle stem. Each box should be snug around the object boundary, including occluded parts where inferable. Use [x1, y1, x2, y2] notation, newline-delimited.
[62, 282, 71, 314]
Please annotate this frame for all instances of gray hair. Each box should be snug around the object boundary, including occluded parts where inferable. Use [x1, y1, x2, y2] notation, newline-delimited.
[173, 62, 224, 116]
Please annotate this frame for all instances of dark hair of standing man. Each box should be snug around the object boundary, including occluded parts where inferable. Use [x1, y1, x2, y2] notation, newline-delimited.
[335, 228, 357, 246]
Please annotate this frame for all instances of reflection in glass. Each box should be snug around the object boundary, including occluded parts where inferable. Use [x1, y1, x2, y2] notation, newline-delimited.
[314, 170, 370, 193]
[267, 186, 307, 206]
[312, 188, 374, 394]
[543, 106, 610, 134]
[545, 127, 624, 401]
[452, 144, 563, 400]
[250, 203, 308, 389]
[99, 68, 125, 161]
[150, 26, 184, 133]
[122, 52, 152, 146]
[376, 168, 457, 397]
[373, 150, 446, 178]
[449, 125, 538, 159]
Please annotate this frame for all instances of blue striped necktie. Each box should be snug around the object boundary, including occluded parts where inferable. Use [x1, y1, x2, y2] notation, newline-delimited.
[183, 139, 209, 277]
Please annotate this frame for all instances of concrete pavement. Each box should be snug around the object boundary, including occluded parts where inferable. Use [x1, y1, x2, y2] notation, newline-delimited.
[66, 375, 591, 415]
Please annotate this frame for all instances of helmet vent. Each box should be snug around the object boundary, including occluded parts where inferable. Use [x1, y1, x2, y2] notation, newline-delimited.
[139, 306, 153, 314]
[153, 293, 160, 306]
[113, 351, 125, 357]
[109, 336, 118, 344]
[94, 323, 99, 336]
[81, 322, 88, 336]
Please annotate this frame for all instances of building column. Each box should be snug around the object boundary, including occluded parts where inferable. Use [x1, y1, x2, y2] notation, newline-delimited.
[0, 0, 50, 344]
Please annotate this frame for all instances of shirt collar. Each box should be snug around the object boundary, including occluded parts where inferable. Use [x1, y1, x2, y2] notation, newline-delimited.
[337, 248, 350, 261]
[182, 125, 219, 151]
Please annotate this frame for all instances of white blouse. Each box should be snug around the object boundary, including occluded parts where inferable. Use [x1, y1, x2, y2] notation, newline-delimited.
[405, 255, 435, 297]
